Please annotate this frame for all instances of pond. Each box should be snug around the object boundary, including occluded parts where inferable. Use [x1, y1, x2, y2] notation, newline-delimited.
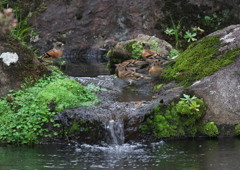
[1, 138, 240, 170]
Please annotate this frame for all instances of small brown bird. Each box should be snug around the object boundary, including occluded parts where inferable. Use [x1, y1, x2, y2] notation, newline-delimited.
[148, 60, 163, 79]
[115, 59, 148, 74]
[115, 64, 145, 85]
[142, 43, 173, 63]
[42, 42, 64, 59]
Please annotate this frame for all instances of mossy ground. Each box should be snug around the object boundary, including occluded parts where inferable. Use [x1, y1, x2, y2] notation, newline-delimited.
[162, 35, 240, 86]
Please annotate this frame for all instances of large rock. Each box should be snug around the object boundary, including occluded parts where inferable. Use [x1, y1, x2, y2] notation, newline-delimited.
[54, 75, 184, 144]
[26, 0, 240, 65]
[190, 25, 240, 125]
[0, 33, 49, 97]
[107, 34, 173, 71]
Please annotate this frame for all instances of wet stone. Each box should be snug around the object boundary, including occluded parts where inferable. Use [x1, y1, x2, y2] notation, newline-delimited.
[55, 75, 184, 144]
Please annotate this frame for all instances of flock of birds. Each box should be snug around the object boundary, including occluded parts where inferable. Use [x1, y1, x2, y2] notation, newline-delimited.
[115, 43, 175, 85]
[41, 42, 174, 85]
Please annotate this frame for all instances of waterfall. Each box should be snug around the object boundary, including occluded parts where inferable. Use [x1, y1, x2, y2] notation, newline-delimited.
[106, 120, 124, 145]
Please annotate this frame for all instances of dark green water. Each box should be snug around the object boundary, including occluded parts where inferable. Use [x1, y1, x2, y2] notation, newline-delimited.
[1, 138, 240, 170]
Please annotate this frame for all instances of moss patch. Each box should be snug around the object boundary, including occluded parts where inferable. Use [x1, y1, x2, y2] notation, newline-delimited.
[37, 78, 99, 111]
[162, 35, 240, 86]
[201, 122, 219, 137]
[141, 95, 207, 138]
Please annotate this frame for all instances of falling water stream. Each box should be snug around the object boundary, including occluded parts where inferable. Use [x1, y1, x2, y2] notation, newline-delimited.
[106, 120, 125, 145]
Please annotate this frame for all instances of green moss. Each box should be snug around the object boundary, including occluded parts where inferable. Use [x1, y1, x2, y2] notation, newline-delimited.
[154, 84, 164, 90]
[107, 49, 114, 57]
[235, 124, 240, 136]
[37, 78, 99, 111]
[162, 35, 240, 86]
[124, 41, 136, 52]
[142, 95, 207, 138]
[68, 119, 88, 135]
[201, 122, 219, 137]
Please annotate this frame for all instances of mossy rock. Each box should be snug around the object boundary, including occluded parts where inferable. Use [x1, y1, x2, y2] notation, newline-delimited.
[162, 33, 240, 86]
[107, 34, 172, 71]
[0, 32, 50, 97]
[142, 96, 207, 138]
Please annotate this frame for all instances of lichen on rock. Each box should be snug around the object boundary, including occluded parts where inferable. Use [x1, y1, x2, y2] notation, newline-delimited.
[0, 52, 19, 66]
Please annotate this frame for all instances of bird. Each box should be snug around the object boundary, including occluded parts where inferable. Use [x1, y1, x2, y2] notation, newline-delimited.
[148, 60, 163, 80]
[115, 59, 148, 74]
[41, 42, 64, 59]
[115, 64, 145, 85]
[141, 43, 174, 63]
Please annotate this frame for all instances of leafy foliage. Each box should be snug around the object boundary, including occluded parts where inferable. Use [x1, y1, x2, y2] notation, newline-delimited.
[0, 69, 99, 145]
[163, 15, 204, 49]
[184, 30, 197, 42]
[11, 9, 37, 45]
[201, 10, 230, 30]
[141, 94, 207, 138]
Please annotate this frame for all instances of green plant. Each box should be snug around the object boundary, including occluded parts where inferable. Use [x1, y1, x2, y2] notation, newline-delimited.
[180, 94, 197, 104]
[0, 69, 99, 145]
[163, 15, 204, 49]
[68, 119, 89, 135]
[201, 10, 230, 30]
[11, 9, 37, 45]
[235, 124, 240, 136]
[164, 27, 174, 36]
[86, 84, 108, 92]
[153, 84, 164, 90]
[21, 76, 35, 89]
[167, 15, 184, 49]
[167, 49, 180, 59]
[201, 122, 219, 137]
[0, 0, 7, 6]
[59, 59, 67, 70]
[184, 30, 197, 42]
[142, 94, 207, 138]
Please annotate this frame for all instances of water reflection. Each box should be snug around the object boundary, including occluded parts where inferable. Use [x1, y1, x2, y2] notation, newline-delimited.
[1, 138, 240, 169]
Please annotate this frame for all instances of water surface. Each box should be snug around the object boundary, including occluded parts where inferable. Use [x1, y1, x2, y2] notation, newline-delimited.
[1, 138, 240, 170]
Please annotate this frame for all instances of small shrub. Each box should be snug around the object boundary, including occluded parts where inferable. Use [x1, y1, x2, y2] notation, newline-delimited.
[201, 122, 219, 137]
